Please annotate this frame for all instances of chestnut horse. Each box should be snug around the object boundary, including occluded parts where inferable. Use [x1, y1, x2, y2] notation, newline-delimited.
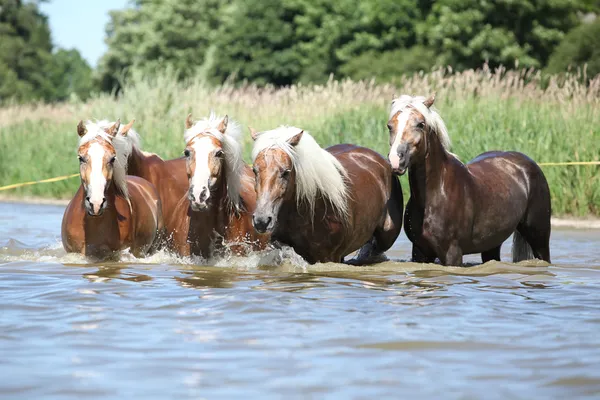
[387, 94, 551, 266]
[62, 120, 163, 260]
[168, 113, 268, 258]
[250, 126, 403, 264]
[107, 120, 188, 248]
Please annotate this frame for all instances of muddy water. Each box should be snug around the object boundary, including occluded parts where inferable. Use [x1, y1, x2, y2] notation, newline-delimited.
[1, 201, 599, 399]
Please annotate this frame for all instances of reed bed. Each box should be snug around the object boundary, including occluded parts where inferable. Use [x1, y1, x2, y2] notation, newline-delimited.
[1, 66, 598, 215]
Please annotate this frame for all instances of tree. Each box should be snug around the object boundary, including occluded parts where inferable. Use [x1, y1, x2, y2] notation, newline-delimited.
[96, 0, 229, 92]
[0, 0, 55, 102]
[48, 49, 93, 101]
[419, 0, 585, 70]
[546, 19, 600, 79]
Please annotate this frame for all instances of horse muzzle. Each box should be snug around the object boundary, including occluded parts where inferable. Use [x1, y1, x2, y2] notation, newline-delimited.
[252, 214, 275, 234]
[389, 143, 409, 175]
[85, 196, 106, 216]
[188, 185, 211, 212]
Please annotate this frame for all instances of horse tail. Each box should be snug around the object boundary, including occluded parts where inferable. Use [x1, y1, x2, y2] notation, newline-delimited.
[512, 230, 534, 262]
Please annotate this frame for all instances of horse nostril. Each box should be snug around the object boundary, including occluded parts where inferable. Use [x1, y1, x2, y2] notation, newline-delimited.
[199, 187, 208, 201]
[85, 196, 91, 202]
[266, 216, 272, 226]
[101, 198, 106, 207]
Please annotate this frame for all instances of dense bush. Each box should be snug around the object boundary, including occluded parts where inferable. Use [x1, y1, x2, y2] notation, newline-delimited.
[546, 19, 600, 78]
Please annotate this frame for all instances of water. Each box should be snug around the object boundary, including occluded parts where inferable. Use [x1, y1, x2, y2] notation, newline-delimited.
[1, 201, 600, 399]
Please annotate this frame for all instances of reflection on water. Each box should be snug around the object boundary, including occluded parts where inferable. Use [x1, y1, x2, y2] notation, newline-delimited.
[1, 201, 600, 399]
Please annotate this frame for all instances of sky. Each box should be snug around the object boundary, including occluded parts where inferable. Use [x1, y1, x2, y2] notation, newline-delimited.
[40, 0, 130, 67]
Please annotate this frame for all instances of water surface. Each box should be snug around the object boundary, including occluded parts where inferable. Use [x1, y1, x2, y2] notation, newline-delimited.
[1, 202, 600, 399]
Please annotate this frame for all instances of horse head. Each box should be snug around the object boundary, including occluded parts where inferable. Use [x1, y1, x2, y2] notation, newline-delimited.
[250, 128, 302, 233]
[387, 93, 439, 175]
[76, 120, 121, 216]
[184, 113, 245, 212]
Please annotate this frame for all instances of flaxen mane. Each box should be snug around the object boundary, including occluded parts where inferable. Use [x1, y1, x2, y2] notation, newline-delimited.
[252, 126, 350, 220]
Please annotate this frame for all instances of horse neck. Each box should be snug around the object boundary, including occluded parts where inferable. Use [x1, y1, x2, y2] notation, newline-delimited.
[408, 129, 449, 209]
[127, 145, 152, 178]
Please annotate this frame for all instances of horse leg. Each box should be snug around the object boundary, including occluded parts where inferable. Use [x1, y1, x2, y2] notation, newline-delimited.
[412, 244, 436, 264]
[513, 175, 552, 263]
[439, 242, 463, 266]
[481, 245, 501, 263]
[353, 175, 404, 265]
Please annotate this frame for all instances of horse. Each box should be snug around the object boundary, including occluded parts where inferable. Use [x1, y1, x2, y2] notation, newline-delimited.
[167, 113, 268, 258]
[61, 120, 164, 260]
[250, 126, 403, 264]
[106, 120, 189, 248]
[387, 94, 551, 266]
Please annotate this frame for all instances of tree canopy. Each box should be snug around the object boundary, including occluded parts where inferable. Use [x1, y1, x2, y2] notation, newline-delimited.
[0, 0, 92, 103]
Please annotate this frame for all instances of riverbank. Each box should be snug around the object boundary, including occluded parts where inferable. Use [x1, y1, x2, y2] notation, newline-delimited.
[2, 194, 599, 229]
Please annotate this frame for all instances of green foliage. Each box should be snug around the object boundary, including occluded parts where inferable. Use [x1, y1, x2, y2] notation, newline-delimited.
[48, 49, 93, 101]
[0, 0, 93, 103]
[96, 0, 229, 92]
[0, 0, 54, 102]
[419, 0, 584, 70]
[546, 19, 600, 78]
[339, 47, 437, 82]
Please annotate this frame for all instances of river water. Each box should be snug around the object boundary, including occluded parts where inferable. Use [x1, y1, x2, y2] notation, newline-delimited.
[1, 201, 599, 399]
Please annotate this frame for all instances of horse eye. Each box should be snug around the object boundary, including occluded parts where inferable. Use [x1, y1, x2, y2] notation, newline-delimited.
[387, 123, 393, 131]
[215, 150, 224, 158]
[252, 167, 258, 175]
[281, 169, 291, 178]
[184, 149, 190, 157]
[108, 156, 116, 164]
[416, 122, 425, 129]
[78, 155, 85, 163]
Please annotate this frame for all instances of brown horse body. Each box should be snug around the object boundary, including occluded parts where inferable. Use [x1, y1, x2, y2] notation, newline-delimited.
[388, 94, 551, 266]
[62, 120, 163, 260]
[168, 114, 268, 258]
[62, 177, 163, 259]
[125, 146, 188, 246]
[251, 128, 403, 264]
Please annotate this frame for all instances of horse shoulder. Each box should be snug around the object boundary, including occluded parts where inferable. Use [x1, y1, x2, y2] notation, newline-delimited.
[61, 189, 85, 253]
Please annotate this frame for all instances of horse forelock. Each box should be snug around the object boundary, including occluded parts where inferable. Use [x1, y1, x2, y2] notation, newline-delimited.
[390, 95, 451, 152]
[184, 113, 247, 210]
[251, 126, 350, 220]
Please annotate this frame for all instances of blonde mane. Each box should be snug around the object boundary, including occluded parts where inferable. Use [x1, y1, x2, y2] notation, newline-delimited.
[78, 120, 139, 199]
[184, 112, 249, 211]
[390, 95, 452, 151]
[251, 126, 350, 220]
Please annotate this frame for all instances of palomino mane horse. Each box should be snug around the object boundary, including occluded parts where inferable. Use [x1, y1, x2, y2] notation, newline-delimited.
[168, 113, 268, 258]
[101, 119, 189, 248]
[387, 94, 551, 266]
[250, 126, 403, 264]
[61, 120, 163, 260]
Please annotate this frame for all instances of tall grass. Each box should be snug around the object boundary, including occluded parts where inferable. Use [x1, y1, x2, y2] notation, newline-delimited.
[1, 66, 598, 215]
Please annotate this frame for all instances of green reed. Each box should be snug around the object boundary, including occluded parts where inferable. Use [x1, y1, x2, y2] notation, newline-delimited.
[1, 67, 598, 215]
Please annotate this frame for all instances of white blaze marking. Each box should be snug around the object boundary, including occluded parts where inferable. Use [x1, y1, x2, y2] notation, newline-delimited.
[190, 136, 218, 203]
[87, 142, 107, 208]
[388, 111, 410, 170]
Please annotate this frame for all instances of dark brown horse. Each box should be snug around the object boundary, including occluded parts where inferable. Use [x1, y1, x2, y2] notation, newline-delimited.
[250, 126, 403, 264]
[62, 120, 163, 260]
[387, 94, 551, 266]
[167, 113, 268, 258]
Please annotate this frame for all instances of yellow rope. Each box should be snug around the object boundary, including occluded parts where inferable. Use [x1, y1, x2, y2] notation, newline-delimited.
[538, 161, 600, 166]
[0, 173, 79, 192]
[0, 160, 598, 192]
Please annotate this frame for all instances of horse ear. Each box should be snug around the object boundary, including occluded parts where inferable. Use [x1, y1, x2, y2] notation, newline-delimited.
[249, 126, 259, 141]
[185, 113, 194, 129]
[287, 130, 304, 147]
[218, 115, 228, 134]
[77, 120, 87, 137]
[121, 119, 135, 136]
[423, 93, 436, 109]
[105, 119, 120, 138]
